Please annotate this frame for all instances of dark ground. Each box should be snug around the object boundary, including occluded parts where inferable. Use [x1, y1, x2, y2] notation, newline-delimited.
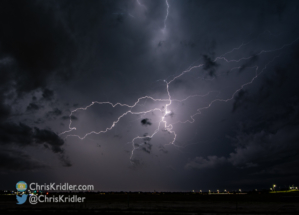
[1, 192, 299, 214]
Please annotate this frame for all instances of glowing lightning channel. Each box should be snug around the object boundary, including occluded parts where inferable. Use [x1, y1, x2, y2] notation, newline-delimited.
[136, 0, 147, 10]
[60, 34, 299, 163]
[175, 56, 279, 125]
[214, 37, 299, 63]
[163, 0, 169, 30]
[60, 96, 169, 136]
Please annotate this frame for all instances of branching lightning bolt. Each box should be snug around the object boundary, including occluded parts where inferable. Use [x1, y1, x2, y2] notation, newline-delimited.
[60, 35, 298, 163]
[59, 1, 299, 163]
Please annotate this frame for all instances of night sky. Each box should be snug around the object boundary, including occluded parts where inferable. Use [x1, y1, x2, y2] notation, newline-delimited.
[1, 0, 299, 192]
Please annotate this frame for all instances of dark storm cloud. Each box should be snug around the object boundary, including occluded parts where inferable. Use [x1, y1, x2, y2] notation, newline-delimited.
[47, 108, 63, 117]
[0, 122, 70, 166]
[185, 156, 227, 170]
[0, 122, 64, 153]
[202, 55, 219, 77]
[227, 128, 299, 170]
[0, 149, 47, 172]
[141, 135, 152, 154]
[187, 42, 299, 179]
[46, 108, 63, 120]
[141, 118, 152, 126]
[186, 127, 298, 171]
[0, 123, 33, 145]
[141, 142, 152, 154]
[42, 89, 54, 101]
[34, 127, 64, 153]
[130, 159, 141, 167]
[0, 0, 87, 170]
[0, 0, 78, 95]
[0, 98, 11, 121]
[34, 118, 45, 124]
[26, 103, 40, 111]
